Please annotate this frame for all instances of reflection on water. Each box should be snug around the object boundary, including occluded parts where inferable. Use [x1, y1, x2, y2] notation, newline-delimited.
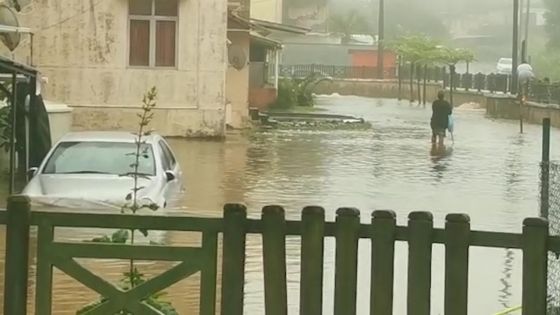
[498, 249, 515, 309]
[1, 95, 560, 314]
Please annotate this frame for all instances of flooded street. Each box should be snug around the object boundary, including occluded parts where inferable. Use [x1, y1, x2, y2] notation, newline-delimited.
[1, 95, 560, 314]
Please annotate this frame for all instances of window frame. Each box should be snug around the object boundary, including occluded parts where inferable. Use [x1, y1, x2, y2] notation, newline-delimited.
[158, 140, 176, 171]
[128, 0, 179, 69]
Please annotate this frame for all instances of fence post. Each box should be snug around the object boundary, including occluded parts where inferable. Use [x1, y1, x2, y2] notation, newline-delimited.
[262, 206, 288, 315]
[334, 208, 360, 315]
[4, 195, 31, 315]
[407, 212, 433, 315]
[397, 56, 402, 100]
[221, 203, 247, 315]
[300, 206, 325, 315]
[370, 210, 396, 315]
[444, 214, 470, 315]
[541, 118, 551, 218]
[522, 217, 548, 315]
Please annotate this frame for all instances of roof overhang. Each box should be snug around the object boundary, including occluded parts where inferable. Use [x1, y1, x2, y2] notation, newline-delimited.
[228, 11, 270, 35]
[0, 55, 38, 77]
[250, 31, 282, 49]
[250, 18, 310, 35]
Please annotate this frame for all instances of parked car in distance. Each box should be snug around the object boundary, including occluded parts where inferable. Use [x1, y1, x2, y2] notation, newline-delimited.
[496, 58, 513, 75]
[22, 131, 183, 211]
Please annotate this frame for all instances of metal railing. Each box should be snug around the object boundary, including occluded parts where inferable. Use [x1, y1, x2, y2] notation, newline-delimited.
[280, 64, 397, 80]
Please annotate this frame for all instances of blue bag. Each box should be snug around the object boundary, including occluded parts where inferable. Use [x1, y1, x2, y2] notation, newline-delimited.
[448, 115, 454, 133]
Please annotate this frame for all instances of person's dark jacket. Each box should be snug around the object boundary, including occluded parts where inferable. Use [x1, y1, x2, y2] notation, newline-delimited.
[431, 100, 452, 129]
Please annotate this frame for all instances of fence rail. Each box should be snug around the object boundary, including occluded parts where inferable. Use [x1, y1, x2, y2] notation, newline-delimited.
[280, 63, 560, 105]
[280, 64, 397, 80]
[2, 195, 559, 314]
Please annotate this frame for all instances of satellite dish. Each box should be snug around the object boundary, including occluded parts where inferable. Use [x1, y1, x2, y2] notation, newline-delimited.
[0, 4, 20, 51]
[228, 44, 248, 70]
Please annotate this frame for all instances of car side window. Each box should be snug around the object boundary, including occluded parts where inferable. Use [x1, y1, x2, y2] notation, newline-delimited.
[158, 140, 175, 170]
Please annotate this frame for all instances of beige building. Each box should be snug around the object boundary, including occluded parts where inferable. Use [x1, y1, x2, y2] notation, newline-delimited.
[226, 10, 251, 129]
[251, 0, 283, 23]
[7, 0, 228, 137]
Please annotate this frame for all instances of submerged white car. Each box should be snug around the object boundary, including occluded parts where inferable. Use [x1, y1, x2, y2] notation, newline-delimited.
[22, 131, 183, 211]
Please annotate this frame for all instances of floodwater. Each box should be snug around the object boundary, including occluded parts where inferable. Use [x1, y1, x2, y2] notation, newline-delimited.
[1, 95, 559, 314]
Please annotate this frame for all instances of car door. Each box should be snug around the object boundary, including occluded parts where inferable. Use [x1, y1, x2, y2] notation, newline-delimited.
[157, 139, 182, 207]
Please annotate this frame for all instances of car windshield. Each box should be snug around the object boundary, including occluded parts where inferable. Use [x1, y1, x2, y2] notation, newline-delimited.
[499, 59, 512, 65]
[42, 141, 156, 175]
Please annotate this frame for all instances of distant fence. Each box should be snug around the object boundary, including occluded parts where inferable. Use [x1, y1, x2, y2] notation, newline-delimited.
[280, 64, 397, 80]
[529, 83, 560, 105]
[3, 196, 560, 314]
[280, 64, 560, 105]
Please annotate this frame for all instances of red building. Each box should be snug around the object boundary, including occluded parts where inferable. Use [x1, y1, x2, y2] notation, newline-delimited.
[348, 49, 397, 78]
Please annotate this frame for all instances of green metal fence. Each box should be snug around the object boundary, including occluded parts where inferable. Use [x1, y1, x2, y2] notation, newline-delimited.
[2, 195, 558, 315]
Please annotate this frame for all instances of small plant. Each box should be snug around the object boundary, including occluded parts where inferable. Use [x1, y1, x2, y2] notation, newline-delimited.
[272, 73, 331, 109]
[77, 87, 178, 315]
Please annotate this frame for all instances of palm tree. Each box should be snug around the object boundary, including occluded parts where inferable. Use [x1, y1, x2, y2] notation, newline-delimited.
[435, 47, 476, 105]
[391, 35, 440, 103]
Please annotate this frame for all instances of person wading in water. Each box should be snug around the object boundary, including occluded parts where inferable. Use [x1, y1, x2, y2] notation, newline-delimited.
[431, 90, 452, 146]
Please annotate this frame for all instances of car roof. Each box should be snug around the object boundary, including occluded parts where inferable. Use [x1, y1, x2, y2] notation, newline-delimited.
[58, 131, 161, 144]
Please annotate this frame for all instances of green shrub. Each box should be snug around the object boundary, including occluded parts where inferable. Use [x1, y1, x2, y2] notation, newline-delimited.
[272, 78, 298, 109]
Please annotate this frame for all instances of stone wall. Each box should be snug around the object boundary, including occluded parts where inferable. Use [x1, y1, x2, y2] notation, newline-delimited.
[523, 103, 560, 128]
[7, 0, 228, 137]
[313, 79, 484, 106]
[313, 79, 560, 128]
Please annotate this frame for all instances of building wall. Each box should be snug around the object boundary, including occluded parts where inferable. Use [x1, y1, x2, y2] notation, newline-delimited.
[251, 0, 283, 22]
[249, 87, 276, 111]
[8, 0, 228, 137]
[349, 51, 397, 68]
[226, 31, 250, 128]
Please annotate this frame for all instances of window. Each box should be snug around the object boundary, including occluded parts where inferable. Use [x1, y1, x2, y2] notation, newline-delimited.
[158, 140, 176, 170]
[129, 0, 178, 67]
[43, 142, 156, 176]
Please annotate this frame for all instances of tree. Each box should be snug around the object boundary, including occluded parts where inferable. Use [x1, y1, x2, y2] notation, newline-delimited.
[391, 34, 441, 103]
[327, 11, 372, 44]
[544, 0, 560, 47]
[435, 47, 476, 105]
[391, 35, 475, 104]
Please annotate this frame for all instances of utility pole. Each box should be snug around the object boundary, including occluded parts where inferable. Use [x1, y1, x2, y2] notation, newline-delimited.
[511, 0, 519, 94]
[377, 0, 385, 79]
[524, 0, 531, 61]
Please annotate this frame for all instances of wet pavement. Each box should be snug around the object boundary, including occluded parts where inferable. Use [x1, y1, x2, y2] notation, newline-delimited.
[1, 95, 559, 314]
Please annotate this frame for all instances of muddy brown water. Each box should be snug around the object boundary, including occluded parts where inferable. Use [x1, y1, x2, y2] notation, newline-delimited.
[1, 95, 559, 314]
